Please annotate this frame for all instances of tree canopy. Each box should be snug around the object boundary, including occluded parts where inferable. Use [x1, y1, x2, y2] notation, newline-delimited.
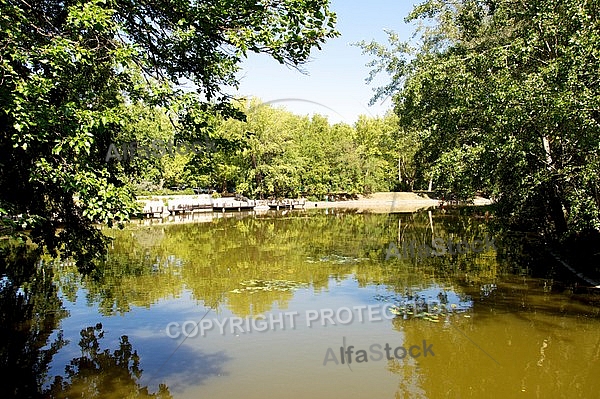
[0, 0, 338, 270]
[360, 0, 600, 240]
[207, 99, 404, 198]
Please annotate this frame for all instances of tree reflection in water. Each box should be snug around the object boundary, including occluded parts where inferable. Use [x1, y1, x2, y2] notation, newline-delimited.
[46, 324, 172, 399]
[0, 244, 67, 398]
[0, 242, 171, 398]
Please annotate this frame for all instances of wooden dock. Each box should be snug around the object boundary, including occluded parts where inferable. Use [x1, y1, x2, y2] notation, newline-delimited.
[135, 196, 307, 217]
[212, 198, 257, 212]
[167, 198, 212, 214]
[136, 197, 212, 218]
[267, 199, 306, 210]
[137, 200, 166, 218]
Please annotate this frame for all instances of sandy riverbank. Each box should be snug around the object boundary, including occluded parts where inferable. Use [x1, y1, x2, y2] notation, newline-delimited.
[305, 192, 492, 213]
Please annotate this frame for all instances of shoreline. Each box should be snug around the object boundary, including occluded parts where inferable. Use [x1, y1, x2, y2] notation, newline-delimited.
[136, 192, 493, 214]
[306, 193, 492, 213]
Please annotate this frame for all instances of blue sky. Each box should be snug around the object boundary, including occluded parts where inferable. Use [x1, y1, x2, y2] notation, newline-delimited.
[233, 1, 419, 125]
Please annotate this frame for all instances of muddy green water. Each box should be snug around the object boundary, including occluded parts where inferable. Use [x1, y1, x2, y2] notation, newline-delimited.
[10, 210, 600, 398]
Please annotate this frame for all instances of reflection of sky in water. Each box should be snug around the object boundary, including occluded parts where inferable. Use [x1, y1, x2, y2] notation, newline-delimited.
[373, 284, 475, 326]
[40, 265, 600, 398]
[45, 286, 227, 393]
[46, 273, 452, 393]
[375, 284, 474, 312]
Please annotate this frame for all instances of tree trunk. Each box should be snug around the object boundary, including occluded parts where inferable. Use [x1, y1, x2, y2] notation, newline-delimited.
[542, 135, 568, 235]
[398, 155, 402, 186]
[546, 181, 568, 235]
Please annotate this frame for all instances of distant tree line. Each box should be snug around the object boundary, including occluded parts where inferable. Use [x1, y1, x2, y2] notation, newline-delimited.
[113, 98, 415, 199]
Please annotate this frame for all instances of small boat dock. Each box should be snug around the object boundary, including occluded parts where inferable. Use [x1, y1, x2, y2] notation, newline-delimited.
[212, 198, 257, 212]
[167, 198, 212, 214]
[267, 199, 306, 210]
[136, 195, 306, 218]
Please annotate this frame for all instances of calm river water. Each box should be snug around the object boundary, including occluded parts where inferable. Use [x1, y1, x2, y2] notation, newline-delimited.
[7, 209, 600, 398]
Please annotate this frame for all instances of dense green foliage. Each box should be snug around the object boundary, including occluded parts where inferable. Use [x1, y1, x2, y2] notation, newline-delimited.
[134, 99, 406, 198]
[360, 0, 600, 239]
[101, 98, 407, 198]
[7, 0, 598, 268]
[0, 0, 338, 268]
